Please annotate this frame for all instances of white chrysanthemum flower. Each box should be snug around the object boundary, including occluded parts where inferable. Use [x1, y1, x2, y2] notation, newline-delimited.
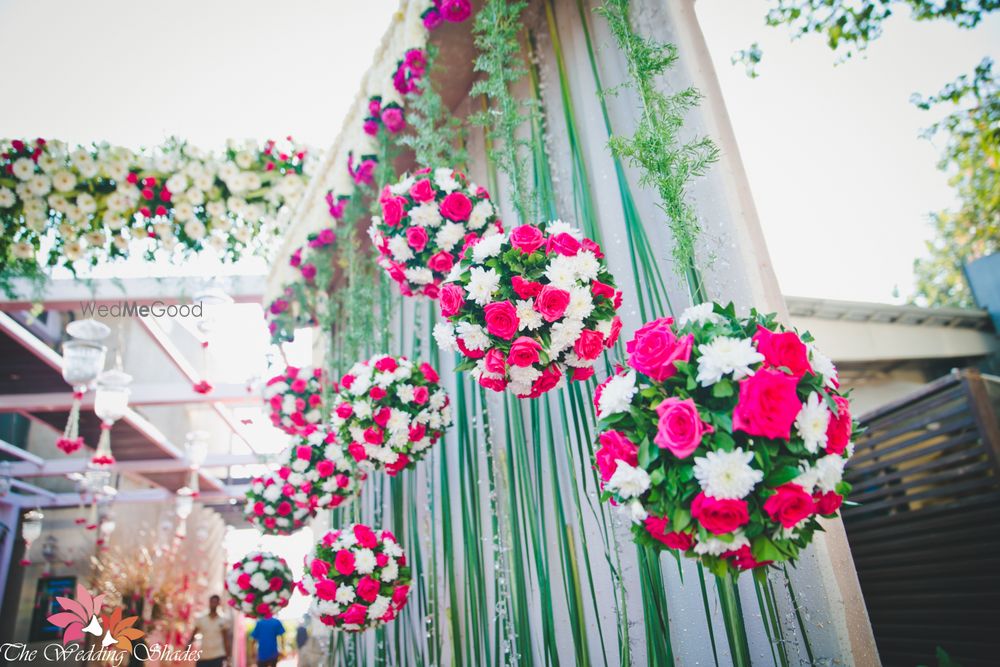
[814, 454, 846, 493]
[597, 371, 637, 419]
[410, 201, 443, 228]
[544, 219, 582, 238]
[515, 300, 543, 330]
[251, 572, 269, 591]
[12, 242, 34, 259]
[388, 235, 414, 261]
[466, 266, 500, 305]
[543, 255, 578, 289]
[380, 560, 399, 582]
[472, 233, 505, 262]
[367, 595, 391, 620]
[435, 221, 465, 251]
[184, 219, 206, 241]
[405, 267, 434, 285]
[354, 548, 377, 575]
[468, 199, 494, 230]
[335, 585, 356, 604]
[433, 322, 458, 351]
[434, 168, 460, 192]
[696, 337, 765, 386]
[808, 344, 839, 389]
[390, 175, 416, 196]
[606, 461, 650, 499]
[795, 392, 830, 454]
[244, 560, 259, 573]
[28, 174, 51, 196]
[564, 287, 594, 321]
[694, 532, 749, 556]
[456, 321, 489, 350]
[549, 319, 584, 356]
[12, 157, 35, 180]
[628, 500, 648, 524]
[679, 302, 723, 327]
[0, 187, 16, 208]
[692, 448, 763, 499]
[571, 251, 600, 282]
[76, 193, 97, 214]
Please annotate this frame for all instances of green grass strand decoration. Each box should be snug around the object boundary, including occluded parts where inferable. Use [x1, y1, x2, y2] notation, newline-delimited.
[717, 573, 753, 667]
[401, 43, 469, 169]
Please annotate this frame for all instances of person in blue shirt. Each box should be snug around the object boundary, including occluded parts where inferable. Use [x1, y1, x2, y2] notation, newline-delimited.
[250, 616, 285, 667]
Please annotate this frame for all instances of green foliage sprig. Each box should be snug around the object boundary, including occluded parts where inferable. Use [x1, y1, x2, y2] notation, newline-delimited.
[470, 0, 536, 224]
[400, 44, 468, 169]
[598, 0, 719, 294]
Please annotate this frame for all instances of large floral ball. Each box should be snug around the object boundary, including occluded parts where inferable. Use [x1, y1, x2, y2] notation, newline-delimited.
[263, 366, 328, 435]
[369, 168, 502, 298]
[244, 472, 316, 535]
[593, 302, 855, 576]
[301, 525, 411, 631]
[225, 551, 295, 618]
[434, 220, 622, 398]
[264, 226, 337, 344]
[279, 429, 366, 512]
[329, 355, 452, 476]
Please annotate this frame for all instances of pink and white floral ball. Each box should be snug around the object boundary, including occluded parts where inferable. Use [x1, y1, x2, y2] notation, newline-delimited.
[434, 220, 623, 398]
[279, 429, 366, 512]
[329, 355, 452, 476]
[369, 168, 503, 299]
[593, 302, 855, 576]
[263, 366, 328, 436]
[225, 551, 295, 619]
[244, 472, 316, 536]
[301, 525, 412, 632]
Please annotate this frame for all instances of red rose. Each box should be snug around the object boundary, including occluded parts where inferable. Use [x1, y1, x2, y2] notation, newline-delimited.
[483, 300, 520, 340]
[439, 283, 466, 317]
[606, 316, 623, 348]
[270, 576, 285, 591]
[573, 329, 605, 361]
[314, 579, 338, 601]
[507, 336, 542, 367]
[412, 386, 430, 404]
[594, 430, 637, 483]
[296, 445, 312, 461]
[511, 275, 543, 299]
[478, 375, 508, 392]
[764, 484, 815, 528]
[572, 366, 595, 381]
[381, 197, 406, 226]
[546, 232, 581, 256]
[626, 317, 692, 381]
[375, 356, 398, 372]
[725, 545, 770, 570]
[582, 237, 604, 258]
[392, 585, 410, 606]
[533, 285, 571, 322]
[591, 280, 615, 300]
[408, 423, 426, 441]
[334, 549, 356, 575]
[752, 326, 812, 377]
[691, 493, 750, 535]
[373, 407, 391, 427]
[732, 369, 803, 440]
[310, 558, 330, 579]
[385, 453, 411, 475]
[409, 178, 435, 202]
[420, 362, 439, 383]
[336, 402, 353, 419]
[364, 426, 384, 444]
[354, 524, 378, 548]
[644, 515, 694, 551]
[237, 573, 252, 590]
[456, 337, 485, 359]
[316, 460, 334, 477]
[405, 226, 429, 252]
[528, 364, 562, 397]
[510, 225, 545, 254]
[814, 490, 843, 515]
[427, 250, 455, 274]
[440, 192, 473, 221]
[483, 348, 506, 375]
[825, 395, 852, 455]
[340, 603, 367, 625]
[356, 576, 381, 602]
[276, 501, 292, 516]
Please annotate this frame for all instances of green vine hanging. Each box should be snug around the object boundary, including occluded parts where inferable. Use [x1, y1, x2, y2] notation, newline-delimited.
[400, 44, 468, 169]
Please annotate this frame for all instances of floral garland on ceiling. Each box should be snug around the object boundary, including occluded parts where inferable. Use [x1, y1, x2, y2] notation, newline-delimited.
[0, 136, 310, 274]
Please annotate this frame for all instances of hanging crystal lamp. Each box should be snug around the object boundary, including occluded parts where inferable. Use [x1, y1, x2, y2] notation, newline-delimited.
[91, 370, 132, 467]
[59, 335, 108, 455]
[20, 508, 44, 566]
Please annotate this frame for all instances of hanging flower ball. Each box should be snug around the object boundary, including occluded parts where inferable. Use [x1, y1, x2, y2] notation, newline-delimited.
[264, 226, 338, 345]
[279, 429, 367, 512]
[369, 168, 503, 299]
[263, 366, 328, 436]
[244, 472, 316, 536]
[434, 219, 623, 398]
[593, 302, 855, 576]
[301, 525, 411, 632]
[329, 355, 452, 476]
[225, 551, 295, 619]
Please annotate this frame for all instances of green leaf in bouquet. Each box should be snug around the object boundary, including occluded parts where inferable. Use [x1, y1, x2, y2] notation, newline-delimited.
[638, 436, 656, 468]
[453, 358, 478, 372]
[686, 374, 698, 391]
[711, 378, 734, 398]
[712, 428, 736, 452]
[765, 465, 801, 487]
[706, 556, 730, 579]
[751, 537, 783, 563]
[670, 508, 691, 532]
[649, 467, 666, 486]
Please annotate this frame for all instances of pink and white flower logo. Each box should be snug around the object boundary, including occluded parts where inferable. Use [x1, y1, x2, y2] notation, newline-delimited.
[46, 583, 144, 650]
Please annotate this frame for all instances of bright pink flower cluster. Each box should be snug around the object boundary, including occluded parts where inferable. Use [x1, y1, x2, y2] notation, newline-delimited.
[363, 96, 406, 136]
[264, 226, 338, 344]
[370, 168, 503, 299]
[277, 430, 366, 513]
[435, 221, 622, 398]
[225, 551, 294, 619]
[421, 0, 472, 29]
[348, 151, 378, 187]
[330, 355, 452, 476]
[392, 49, 428, 96]
[593, 303, 855, 576]
[263, 366, 328, 436]
[302, 525, 412, 632]
[244, 474, 315, 535]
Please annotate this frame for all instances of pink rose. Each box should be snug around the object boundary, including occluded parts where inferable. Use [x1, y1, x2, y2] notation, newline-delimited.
[316, 460, 334, 478]
[752, 326, 812, 377]
[310, 558, 330, 579]
[420, 362, 439, 383]
[336, 402, 353, 419]
[507, 336, 542, 367]
[385, 453, 411, 476]
[814, 490, 844, 515]
[653, 397, 713, 459]
[764, 484, 815, 528]
[296, 445, 312, 461]
[606, 316, 623, 348]
[510, 225, 545, 254]
[408, 423, 426, 441]
[334, 549, 356, 575]
[528, 364, 562, 398]
[356, 576, 381, 603]
[441, 0, 471, 22]
[456, 337, 485, 359]
[511, 275, 543, 299]
[439, 283, 466, 317]
[479, 375, 508, 392]
[409, 179, 435, 202]
[691, 493, 750, 535]
[370, 386, 386, 401]
[732, 369, 802, 440]
[364, 426, 384, 444]
[483, 300, 519, 340]
[392, 585, 410, 606]
[626, 317, 692, 381]
[381, 106, 405, 133]
[381, 196, 406, 227]
[353, 524, 377, 548]
[484, 348, 506, 375]
[373, 407, 391, 427]
[572, 366, 595, 381]
[374, 357, 398, 372]
[423, 8, 442, 29]
[237, 573, 252, 590]
[546, 232, 581, 256]
[440, 192, 473, 221]
[339, 603, 368, 625]
[406, 226, 429, 252]
[256, 603, 273, 617]
[825, 395, 852, 455]
[427, 250, 455, 274]
[276, 501, 292, 516]
[412, 386, 429, 404]
[591, 280, 615, 300]
[725, 545, 770, 570]
[291, 378, 308, 393]
[594, 430, 637, 483]
[270, 576, 285, 591]
[573, 329, 605, 361]
[533, 285, 571, 322]
[644, 515, 694, 551]
[348, 443, 367, 461]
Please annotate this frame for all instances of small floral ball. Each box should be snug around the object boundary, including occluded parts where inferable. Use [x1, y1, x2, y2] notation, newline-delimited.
[278, 429, 366, 511]
[263, 366, 328, 436]
[301, 525, 411, 632]
[244, 472, 315, 536]
[329, 355, 452, 476]
[264, 226, 337, 344]
[225, 551, 294, 618]
[434, 219, 623, 398]
[593, 302, 855, 576]
[369, 167, 502, 299]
